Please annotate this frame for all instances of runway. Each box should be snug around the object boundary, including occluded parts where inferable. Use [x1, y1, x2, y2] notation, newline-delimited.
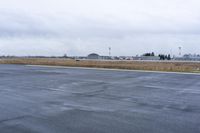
[0, 64, 200, 133]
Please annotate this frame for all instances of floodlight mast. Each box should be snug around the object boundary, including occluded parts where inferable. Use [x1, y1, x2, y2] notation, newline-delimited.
[178, 47, 182, 56]
[109, 47, 111, 57]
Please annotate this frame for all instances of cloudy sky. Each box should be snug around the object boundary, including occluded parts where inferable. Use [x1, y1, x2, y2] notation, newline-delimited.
[0, 0, 200, 56]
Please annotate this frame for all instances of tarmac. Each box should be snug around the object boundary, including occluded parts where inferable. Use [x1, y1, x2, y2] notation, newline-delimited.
[0, 64, 200, 133]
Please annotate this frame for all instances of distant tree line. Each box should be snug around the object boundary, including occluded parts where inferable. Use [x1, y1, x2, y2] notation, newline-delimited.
[143, 52, 155, 56]
[143, 52, 171, 60]
[159, 54, 171, 60]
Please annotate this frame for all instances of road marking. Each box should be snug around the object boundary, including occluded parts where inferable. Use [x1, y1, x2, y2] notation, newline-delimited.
[26, 65, 200, 75]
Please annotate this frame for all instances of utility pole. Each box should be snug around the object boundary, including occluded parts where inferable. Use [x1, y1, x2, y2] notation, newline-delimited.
[178, 47, 182, 57]
[109, 47, 111, 57]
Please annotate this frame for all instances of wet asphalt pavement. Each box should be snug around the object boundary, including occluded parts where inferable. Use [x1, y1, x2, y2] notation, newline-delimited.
[0, 64, 200, 133]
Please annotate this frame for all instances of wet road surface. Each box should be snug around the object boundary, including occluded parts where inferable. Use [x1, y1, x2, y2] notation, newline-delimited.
[0, 64, 200, 133]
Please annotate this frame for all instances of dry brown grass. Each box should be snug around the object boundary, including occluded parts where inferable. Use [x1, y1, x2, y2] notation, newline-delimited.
[1, 58, 200, 73]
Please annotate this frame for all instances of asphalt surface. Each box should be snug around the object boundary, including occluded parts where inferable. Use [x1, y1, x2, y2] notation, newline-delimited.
[0, 64, 200, 133]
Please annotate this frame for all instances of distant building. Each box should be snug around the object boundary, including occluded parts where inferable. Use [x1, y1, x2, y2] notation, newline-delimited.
[140, 56, 160, 60]
[87, 53, 100, 60]
[175, 54, 200, 61]
[100, 56, 112, 60]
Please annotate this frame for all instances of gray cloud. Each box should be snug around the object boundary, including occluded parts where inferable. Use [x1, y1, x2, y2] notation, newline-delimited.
[0, 0, 200, 56]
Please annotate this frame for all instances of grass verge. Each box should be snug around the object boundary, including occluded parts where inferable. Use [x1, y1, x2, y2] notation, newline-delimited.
[0, 58, 200, 73]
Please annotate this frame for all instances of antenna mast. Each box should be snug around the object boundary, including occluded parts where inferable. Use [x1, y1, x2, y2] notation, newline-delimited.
[178, 47, 182, 56]
[109, 47, 111, 57]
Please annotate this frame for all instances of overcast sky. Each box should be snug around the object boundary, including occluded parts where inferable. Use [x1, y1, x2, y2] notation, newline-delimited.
[0, 0, 200, 56]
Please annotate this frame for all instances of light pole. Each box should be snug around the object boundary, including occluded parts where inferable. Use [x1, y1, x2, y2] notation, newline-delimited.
[178, 47, 182, 57]
[109, 47, 111, 57]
